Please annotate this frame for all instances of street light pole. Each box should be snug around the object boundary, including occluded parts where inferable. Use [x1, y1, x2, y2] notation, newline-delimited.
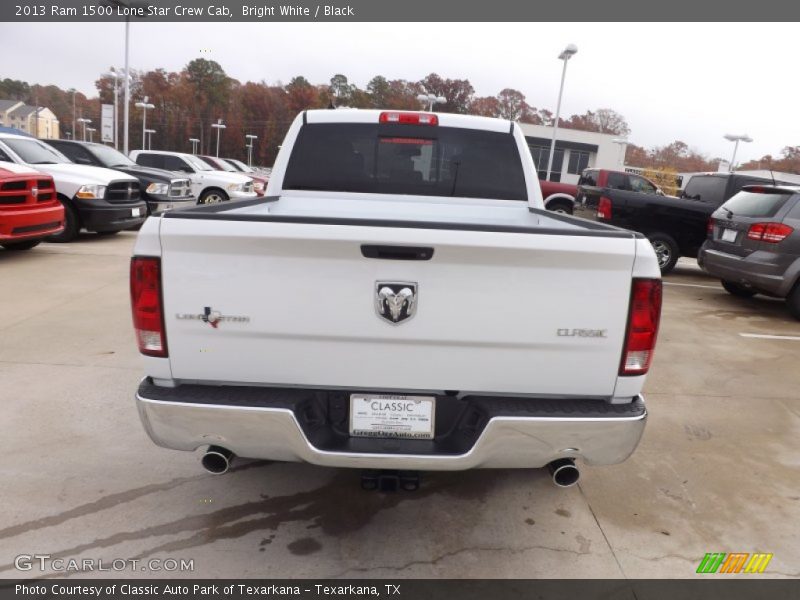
[123, 16, 130, 154]
[189, 138, 200, 154]
[145, 128, 156, 150]
[77, 118, 91, 141]
[246, 134, 258, 167]
[211, 119, 226, 157]
[546, 43, 578, 182]
[87, 127, 97, 143]
[724, 133, 753, 172]
[135, 96, 154, 150]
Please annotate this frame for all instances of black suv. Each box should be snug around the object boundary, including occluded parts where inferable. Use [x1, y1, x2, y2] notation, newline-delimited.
[44, 140, 195, 215]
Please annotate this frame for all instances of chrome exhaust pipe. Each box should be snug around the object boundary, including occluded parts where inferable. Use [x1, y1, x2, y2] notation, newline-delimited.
[201, 446, 234, 475]
[547, 458, 580, 488]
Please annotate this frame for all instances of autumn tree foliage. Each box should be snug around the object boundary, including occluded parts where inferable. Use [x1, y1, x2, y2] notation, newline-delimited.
[2, 66, 789, 174]
[739, 146, 800, 174]
[625, 140, 721, 173]
[562, 108, 631, 136]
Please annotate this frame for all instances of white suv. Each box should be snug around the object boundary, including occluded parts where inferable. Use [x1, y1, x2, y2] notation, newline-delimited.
[130, 150, 256, 204]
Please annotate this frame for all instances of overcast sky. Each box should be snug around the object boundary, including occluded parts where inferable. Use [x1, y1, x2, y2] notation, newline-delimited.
[1, 22, 796, 162]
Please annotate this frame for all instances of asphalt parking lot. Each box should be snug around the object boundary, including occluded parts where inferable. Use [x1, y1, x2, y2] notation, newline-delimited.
[1, 233, 799, 580]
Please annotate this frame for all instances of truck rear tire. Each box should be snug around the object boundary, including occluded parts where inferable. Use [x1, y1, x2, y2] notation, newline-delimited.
[547, 200, 573, 215]
[721, 280, 757, 298]
[648, 233, 679, 274]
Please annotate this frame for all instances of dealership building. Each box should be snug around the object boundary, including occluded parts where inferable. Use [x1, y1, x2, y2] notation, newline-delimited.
[519, 123, 626, 185]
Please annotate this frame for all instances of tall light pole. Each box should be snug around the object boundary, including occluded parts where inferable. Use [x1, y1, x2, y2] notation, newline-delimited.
[86, 127, 97, 143]
[211, 119, 226, 157]
[77, 117, 91, 141]
[110, 67, 128, 149]
[724, 134, 753, 172]
[145, 128, 156, 150]
[246, 134, 258, 167]
[135, 96, 154, 150]
[546, 43, 578, 182]
[416, 93, 446, 111]
[71, 90, 76, 140]
[189, 138, 200, 154]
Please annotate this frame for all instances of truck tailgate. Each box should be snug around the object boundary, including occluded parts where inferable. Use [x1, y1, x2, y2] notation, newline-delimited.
[159, 216, 636, 398]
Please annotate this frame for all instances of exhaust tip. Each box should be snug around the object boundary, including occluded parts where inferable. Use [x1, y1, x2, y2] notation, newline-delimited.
[202, 446, 234, 475]
[547, 458, 580, 488]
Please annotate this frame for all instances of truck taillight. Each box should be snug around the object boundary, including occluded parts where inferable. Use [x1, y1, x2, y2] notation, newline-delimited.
[707, 217, 714, 236]
[597, 196, 612, 220]
[620, 279, 662, 376]
[130, 256, 167, 358]
[747, 222, 794, 243]
[379, 111, 438, 125]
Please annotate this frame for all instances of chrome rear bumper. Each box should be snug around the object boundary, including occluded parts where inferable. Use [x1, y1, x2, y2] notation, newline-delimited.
[136, 381, 646, 470]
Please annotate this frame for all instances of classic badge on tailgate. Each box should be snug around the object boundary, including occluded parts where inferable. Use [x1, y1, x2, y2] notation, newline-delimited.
[375, 282, 417, 324]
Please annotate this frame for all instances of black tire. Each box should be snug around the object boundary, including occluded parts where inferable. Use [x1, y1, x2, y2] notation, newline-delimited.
[786, 282, 800, 320]
[721, 280, 757, 298]
[1, 240, 40, 251]
[46, 201, 79, 243]
[198, 188, 228, 205]
[648, 233, 680, 274]
[547, 201, 573, 215]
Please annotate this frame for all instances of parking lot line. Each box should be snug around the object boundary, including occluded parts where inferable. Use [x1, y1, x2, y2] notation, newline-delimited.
[739, 333, 800, 341]
[663, 282, 721, 290]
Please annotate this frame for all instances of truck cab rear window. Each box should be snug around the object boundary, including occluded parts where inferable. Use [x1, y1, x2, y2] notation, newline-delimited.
[283, 123, 527, 200]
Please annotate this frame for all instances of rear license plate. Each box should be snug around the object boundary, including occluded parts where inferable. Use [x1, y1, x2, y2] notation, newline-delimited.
[350, 394, 435, 440]
[722, 228, 738, 242]
[132, 207, 142, 217]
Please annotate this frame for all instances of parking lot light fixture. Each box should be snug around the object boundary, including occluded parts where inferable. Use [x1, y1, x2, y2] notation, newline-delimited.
[546, 43, 578, 182]
[246, 134, 258, 167]
[724, 134, 753, 172]
[189, 137, 200, 154]
[211, 119, 226, 157]
[135, 96, 155, 150]
[416, 93, 446, 111]
[86, 127, 97, 143]
[76, 117, 91, 141]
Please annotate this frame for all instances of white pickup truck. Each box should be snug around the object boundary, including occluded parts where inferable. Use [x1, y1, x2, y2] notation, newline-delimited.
[132, 109, 662, 488]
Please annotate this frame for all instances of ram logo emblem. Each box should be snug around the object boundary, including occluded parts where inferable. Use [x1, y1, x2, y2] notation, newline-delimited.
[375, 282, 417, 324]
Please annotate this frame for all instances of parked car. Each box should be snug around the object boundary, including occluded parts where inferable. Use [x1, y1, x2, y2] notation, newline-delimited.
[0, 161, 64, 250]
[0, 133, 145, 242]
[578, 169, 789, 273]
[43, 140, 195, 215]
[539, 179, 578, 214]
[699, 184, 800, 319]
[132, 109, 662, 486]
[223, 158, 272, 183]
[197, 155, 267, 196]
[130, 150, 256, 204]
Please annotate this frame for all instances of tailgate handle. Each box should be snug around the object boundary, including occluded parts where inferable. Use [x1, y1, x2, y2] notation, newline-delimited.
[361, 245, 434, 261]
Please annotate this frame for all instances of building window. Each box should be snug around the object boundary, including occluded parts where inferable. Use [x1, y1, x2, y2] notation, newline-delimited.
[528, 145, 564, 182]
[567, 150, 590, 175]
